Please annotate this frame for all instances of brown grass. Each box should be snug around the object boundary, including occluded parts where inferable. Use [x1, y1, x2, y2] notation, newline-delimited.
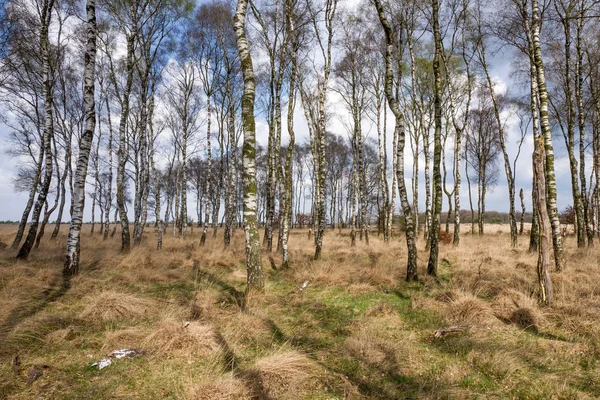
[1, 223, 600, 399]
[186, 374, 251, 400]
[79, 290, 155, 323]
[141, 316, 220, 358]
[246, 349, 319, 399]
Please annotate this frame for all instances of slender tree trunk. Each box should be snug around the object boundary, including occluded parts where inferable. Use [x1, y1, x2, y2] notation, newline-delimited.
[532, 0, 564, 271]
[530, 157, 539, 252]
[17, 0, 56, 260]
[201, 94, 211, 245]
[36, 140, 62, 248]
[520, 188, 525, 235]
[373, 0, 417, 281]
[224, 82, 237, 248]
[63, 0, 96, 274]
[441, 132, 453, 234]
[479, 42, 517, 247]
[234, 0, 264, 297]
[282, 22, 296, 266]
[376, 95, 390, 243]
[51, 132, 70, 240]
[466, 156, 475, 235]
[102, 89, 113, 240]
[528, 36, 542, 252]
[351, 141, 357, 247]
[558, 9, 585, 248]
[575, 13, 592, 247]
[427, 0, 443, 277]
[116, 15, 137, 253]
[13, 127, 45, 247]
[356, 106, 368, 245]
[533, 135, 553, 305]
[424, 116, 432, 245]
[133, 70, 150, 245]
[388, 103, 396, 239]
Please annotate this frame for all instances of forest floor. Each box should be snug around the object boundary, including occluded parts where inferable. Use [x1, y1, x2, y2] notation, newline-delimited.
[0, 224, 599, 399]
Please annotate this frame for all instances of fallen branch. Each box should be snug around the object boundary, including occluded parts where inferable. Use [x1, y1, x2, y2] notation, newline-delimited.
[433, 324, 472, 339]
[288, 280, 311, 296]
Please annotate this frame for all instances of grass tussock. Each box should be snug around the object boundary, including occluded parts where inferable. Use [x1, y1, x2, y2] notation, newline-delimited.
[491, 289, 544, 330]
[101, 327, 147, 352]
[141, 316, 220, 358]
[246, 349, 318, 399]
[79, 290, 155, 322]
[444, 290, 493, 324]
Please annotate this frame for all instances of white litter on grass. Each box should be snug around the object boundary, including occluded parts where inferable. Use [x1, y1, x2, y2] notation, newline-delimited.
[91, 359, 112, 370]
[111, 349, 140, 359]
[91, 348, 143, 370]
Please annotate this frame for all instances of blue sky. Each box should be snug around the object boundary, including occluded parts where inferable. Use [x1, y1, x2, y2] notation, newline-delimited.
[0, 7, 584, 223]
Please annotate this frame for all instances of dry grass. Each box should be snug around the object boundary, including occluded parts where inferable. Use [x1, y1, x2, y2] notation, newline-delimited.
[186, 374, 251, 400]
[246, 349, 319, 399]
[79, 290, 155, 323]
[1, 223, 600, 399]
[141, 316, 220, 358]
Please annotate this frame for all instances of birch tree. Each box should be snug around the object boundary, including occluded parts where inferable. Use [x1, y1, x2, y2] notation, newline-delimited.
[532, 0, 565, 271]
[305, 0, 337, 260]
[533, 134, 553, 305]
[234, 0, 264, 296]
[373, 0, 418, 281]
[427, 0, 444, 277]
[280, 0, 298, 266]
[64, 0, 97, 275]
[16, 0, 57, 260]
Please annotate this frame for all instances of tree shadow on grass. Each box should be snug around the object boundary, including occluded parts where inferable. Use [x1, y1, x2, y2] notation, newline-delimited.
[193, 264, 245, 310]
[0, 274, 72, 357]
[259, 301, 448, 399]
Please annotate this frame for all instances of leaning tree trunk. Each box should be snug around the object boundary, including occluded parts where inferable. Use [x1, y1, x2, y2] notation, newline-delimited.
[64, 0, 97, 275]
[17, 0, 56, 260]
[234, 0, 263, 298]
[12, 149, 43, 248]
[427, 0, 443, 277]
[532, 0, 564, 271]
[373, 0, 417, 281]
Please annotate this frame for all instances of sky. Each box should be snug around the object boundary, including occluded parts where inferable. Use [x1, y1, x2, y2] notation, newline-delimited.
[0, 3, 585, 223]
